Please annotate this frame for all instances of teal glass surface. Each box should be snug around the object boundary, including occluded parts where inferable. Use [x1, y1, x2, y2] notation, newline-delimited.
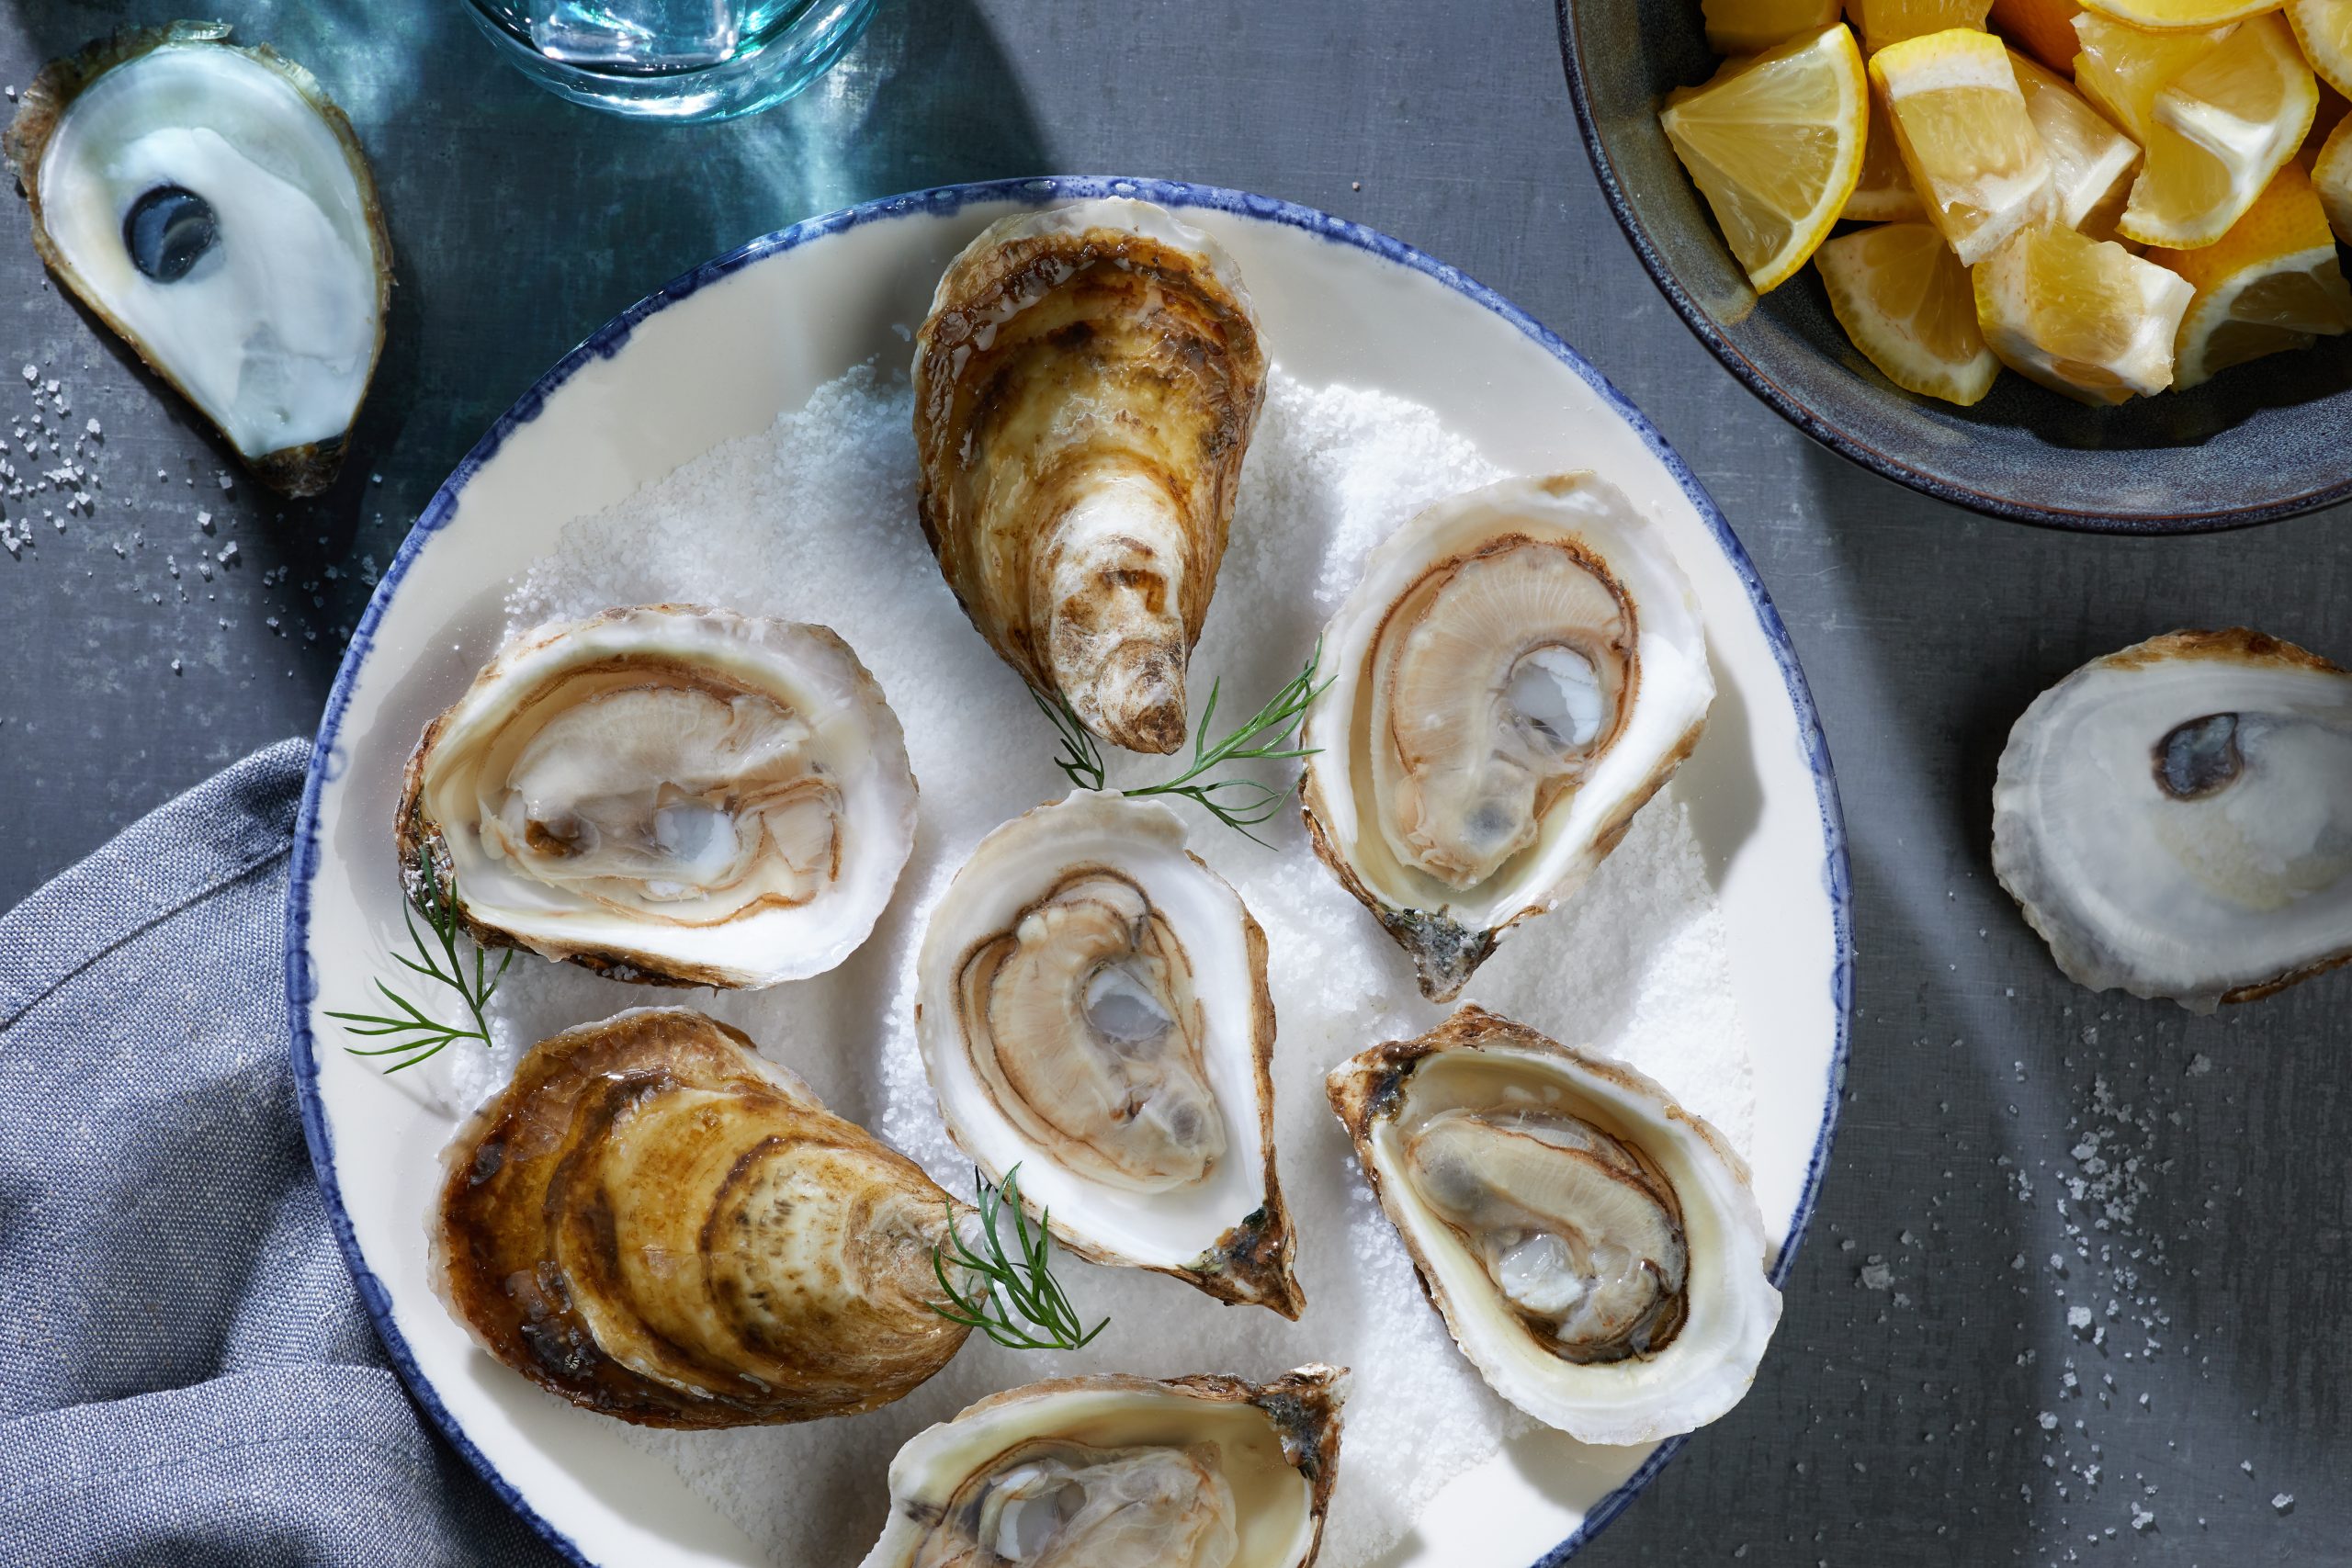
[464, 0, 878, 120]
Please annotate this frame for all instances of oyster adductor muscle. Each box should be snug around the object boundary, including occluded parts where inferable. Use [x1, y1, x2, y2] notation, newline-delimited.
[913, 197, 1266, 756]
[4, 22, 390, 496]
[430, 1007, 971, 1428]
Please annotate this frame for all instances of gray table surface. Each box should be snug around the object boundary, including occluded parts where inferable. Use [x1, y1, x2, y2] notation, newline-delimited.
[2, 1, 2346, 1562]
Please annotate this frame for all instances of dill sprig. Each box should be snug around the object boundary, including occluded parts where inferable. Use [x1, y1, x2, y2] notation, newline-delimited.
[328, 849, 513, 1074]
[1032, 641, 1330, 844]
[930, 1165, 1108, 1351]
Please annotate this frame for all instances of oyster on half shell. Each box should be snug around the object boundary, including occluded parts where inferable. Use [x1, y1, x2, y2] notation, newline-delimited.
[857, 1366, 1347, 1568]
[431, 1008, 971, 1428]
[1300, 472, 1714, 1000]
[913, 197, 1266, 755]
[1993, 627, 2352, 1012]
[1328, 1007, 1780, 1446]
[399, 604, 917, 989]
[3, 22, 390, 496]
[914, 791, 1302, 1316]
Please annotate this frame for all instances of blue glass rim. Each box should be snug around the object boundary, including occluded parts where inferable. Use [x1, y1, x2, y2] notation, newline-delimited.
[284, 174, 1856, 1568]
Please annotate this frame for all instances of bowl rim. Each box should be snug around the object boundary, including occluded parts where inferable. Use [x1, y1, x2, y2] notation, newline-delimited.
[283, 173, 1857, 1568]
[1551, 0, 2352, 536]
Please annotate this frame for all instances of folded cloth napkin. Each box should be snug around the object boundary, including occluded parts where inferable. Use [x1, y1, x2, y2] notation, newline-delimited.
[0, 739, 564, 1566]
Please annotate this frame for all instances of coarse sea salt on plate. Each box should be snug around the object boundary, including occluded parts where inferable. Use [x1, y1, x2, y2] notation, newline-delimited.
[428, 362, 1754, 1568]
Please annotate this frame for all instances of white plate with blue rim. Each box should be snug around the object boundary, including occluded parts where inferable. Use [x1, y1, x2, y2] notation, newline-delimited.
[287, 175, 1851, 1567]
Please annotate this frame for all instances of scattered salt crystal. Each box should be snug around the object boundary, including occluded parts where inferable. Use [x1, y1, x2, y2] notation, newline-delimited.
[216, 471, 233, 491]
[2067, 1305, 2092, 1330]
[18, 366, 32, 384]
[1860, 1261, 1894, 1291]
[2273, 1494, 2294, 1514]
[2185, 1054, 2212, 1077]
[84, 418, 99, 436]
[198, 510, 215, 532]
[2038, 1412, 2058, 1431]
[218, 541, 238, 564]
[169, 658, 182, 674]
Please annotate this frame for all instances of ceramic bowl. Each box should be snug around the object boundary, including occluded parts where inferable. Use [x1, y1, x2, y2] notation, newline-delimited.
[288, 176, 1851, 1566]
[1555, 0, 2352, 531]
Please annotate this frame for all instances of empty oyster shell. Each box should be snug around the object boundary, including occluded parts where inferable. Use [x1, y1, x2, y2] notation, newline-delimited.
[1300, 473, 1714, 1000]
[1327, 1007, 1780, 1445]
[398, 604, 917, 989]
[857, 1366, 1346, 1568]
[4, 22, 390, 497]
[1993, 627, 2352, 1012]
[913, 197, 1266, 755]
[431, 1008, 971, 1428]
[913, 792, 1302, 1315]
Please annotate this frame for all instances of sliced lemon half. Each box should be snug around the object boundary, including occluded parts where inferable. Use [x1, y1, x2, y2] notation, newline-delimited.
[2071, 12, 2236, 140]
[1661, 25, 1871, 292]
[2286, 0, 2352, 98]
[2011, 50, 2146, 226]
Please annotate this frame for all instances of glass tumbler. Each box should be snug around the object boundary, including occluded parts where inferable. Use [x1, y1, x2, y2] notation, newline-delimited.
[463, 0, 878, 121]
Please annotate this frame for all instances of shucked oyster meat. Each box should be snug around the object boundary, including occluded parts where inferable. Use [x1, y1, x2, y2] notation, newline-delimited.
[431, 1008, 970, 1427]
[3, 22, 390, 496]
[399, 604, 917, 988]
[914, 197, 1266, 755]
[1301, 473, 1714, 1000]
[1328, 1007, 1779, 1445]
[914, 792, 1302, 1315]
[857, 1367, 1346, 1568]
[1994, 627, 2352, 1012]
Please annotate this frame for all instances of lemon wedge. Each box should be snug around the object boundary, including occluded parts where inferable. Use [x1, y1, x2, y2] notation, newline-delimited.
[1872, 29, 2059, 261]
[2080, 0, 2285, 26]
[1973, 222, 2196, 400]
[1853, 0, 1997, 51]
[2286, 0, 2352, 97]
[1705, 0, 1848, 52]
[2316, 109, 2352, 238]
[2011, 50, 2145, 226]
[2120, 14, 2317, 245]
[2071, 12, 2235, 139]
[1817, 221, 2004, 401]
[2145, 160, 2352, 384]
[1661, 25, 1871, 292]
[1992, 0, 2090, 67]
[1847, 90, 1931, 217]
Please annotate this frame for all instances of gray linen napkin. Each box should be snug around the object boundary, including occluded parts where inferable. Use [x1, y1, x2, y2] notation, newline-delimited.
[0, 739, 564, 1566]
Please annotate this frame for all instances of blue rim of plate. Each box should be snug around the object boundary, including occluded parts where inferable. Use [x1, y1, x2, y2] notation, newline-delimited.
[1550, 0, 2352, 535]
[284, 174, 1855, 1568]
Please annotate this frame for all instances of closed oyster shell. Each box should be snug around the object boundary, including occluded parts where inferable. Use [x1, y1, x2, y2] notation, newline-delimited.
[1993, 627, 2352, 1011]
[1300, 473, 1714, 1000]
[857, 1366, 1347, 1568]
[397, 604, 917, 989]
[913, 792, 1302, 1316]
[1327, 1007, 1779, 1446]
[430, 1007, 970, 1428]
[913, 198, 1266, 755]
[3, 21, 390, 497]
